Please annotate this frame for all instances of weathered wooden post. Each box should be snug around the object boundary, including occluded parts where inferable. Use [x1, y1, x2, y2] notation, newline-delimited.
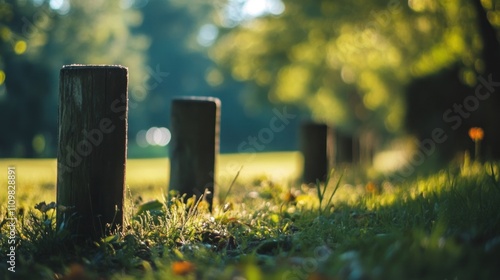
[169, 97, 220, 210]
[300, 122, 334, 184]
[336, 133, 359, 165]
[359, 130, 377, 166]
[57, 65, 128, 240]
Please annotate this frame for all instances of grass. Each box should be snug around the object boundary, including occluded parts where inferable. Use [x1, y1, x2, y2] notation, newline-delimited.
[1, 154, 500, 279]
[0, 152, 301, 205]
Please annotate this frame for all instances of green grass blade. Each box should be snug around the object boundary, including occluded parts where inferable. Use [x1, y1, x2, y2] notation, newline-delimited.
[323, 172, 343, 213]
[222, 165, 243, 204]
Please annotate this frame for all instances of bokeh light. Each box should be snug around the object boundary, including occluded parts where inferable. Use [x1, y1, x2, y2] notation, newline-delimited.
[136, 127, 171, 147]
[14, 41, 27, 55]
[197, 24, 219, 47]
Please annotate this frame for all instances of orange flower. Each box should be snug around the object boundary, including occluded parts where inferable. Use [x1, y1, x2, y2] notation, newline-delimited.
[172, 261, 195, 276]
[469, 127, 484, 142]
[365, 182, 377, 194]
[61, 263, 87, 280]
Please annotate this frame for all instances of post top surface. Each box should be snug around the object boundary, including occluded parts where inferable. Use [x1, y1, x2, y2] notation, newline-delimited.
[301, 121, 330, 127]
[62, 64, 128, 70]
[172, 96, 221, 105]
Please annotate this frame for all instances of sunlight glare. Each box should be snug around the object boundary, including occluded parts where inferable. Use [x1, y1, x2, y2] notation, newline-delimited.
[49, 0, 70, 15]
[223, 0, 285, 27]
[242, 0, 268, 17]
[242, 0, 284, 17]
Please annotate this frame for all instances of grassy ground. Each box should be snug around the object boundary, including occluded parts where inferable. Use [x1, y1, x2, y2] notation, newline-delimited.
[0, 152, 301, 206]
[1, 154, 500, 279]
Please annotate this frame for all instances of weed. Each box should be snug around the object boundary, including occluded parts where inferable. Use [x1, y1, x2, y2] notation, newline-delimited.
[314, 170, 343, 215]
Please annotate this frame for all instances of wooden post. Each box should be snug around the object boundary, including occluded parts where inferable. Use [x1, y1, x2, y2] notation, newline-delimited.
[57, 65, 128, 240]
[336, 133, 359, 165]
[300, 122, 333, 184]
[169, 97, 220, 210]
[359, 130, 377, 165]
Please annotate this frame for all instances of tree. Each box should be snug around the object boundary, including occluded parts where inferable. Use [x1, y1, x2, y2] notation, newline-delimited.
[406, 0, 500, 160]
[209, 0, 500, 148]
[0, 0, 148, 157]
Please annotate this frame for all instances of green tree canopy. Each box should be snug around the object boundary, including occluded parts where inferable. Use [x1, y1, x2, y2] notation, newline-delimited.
[0, 0, 148, 157]
[209, 0, 499, 136]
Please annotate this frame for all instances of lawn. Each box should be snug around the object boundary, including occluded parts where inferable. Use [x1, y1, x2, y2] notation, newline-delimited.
[1, 153, 500, 279]
[0, 152, 301, 205]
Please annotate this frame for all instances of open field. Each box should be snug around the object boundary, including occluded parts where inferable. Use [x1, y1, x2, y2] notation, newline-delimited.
[1, 154, 500, 279]
[0, 152, 301, 206]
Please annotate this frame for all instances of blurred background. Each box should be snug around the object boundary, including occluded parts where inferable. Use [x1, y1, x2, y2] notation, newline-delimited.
[0, 0, 499, 168]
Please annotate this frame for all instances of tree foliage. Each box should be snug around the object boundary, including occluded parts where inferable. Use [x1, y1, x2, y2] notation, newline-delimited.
[2, 0, 500, 158]
[0, 0, 297, 157]
[210, 0, 500, 136]
[0, 0, 148, 157]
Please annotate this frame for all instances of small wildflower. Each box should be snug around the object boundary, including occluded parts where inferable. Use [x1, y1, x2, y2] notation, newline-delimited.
[468, 127, 484, 162]
[365, 182, 377, 194]
[34, 201, 57, 213]
[468, 127, 484, 142]
[172, 261, 195, 276]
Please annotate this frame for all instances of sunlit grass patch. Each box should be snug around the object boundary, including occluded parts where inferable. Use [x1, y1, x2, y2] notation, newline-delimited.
[218, 151, 301, 182]
[0, 152, 300, 204]
[125, 158, 170, 203]
[0, 159, 57, 208]
[1, 157, 500, 279]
